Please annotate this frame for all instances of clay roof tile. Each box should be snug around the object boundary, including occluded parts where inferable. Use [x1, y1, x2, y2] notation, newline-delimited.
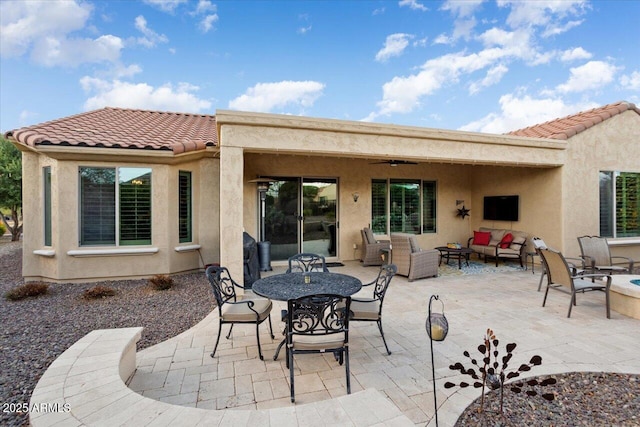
[5, 107, 218, 154]
[507, 101, 640, 139]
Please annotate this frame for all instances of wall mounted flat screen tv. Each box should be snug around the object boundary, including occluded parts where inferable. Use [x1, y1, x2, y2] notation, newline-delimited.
[483, 195, 519, 221]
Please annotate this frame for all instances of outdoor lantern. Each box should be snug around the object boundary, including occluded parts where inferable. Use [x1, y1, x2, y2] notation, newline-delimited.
[426, 295, 448, 427]
[427, 295, 448, 341]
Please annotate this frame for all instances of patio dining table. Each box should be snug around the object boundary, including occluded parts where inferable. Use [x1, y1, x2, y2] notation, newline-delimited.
[252, 272, 362, 360]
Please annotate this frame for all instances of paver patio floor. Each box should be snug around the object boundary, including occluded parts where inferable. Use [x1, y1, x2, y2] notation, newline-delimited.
[129, 261, 640, 426]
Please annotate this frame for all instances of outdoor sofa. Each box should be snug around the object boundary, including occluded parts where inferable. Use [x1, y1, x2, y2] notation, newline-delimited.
[467, 227, 528, 267]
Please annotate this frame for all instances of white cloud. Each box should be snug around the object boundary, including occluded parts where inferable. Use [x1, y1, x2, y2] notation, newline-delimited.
[297, 25, 312, 35]
[31, 34, 123, 67]
[398, 0, 428, 12]
[228, 81, 325, 113]
[191, 0, 218, 32]
[555, 60, 620, 94]
[199, 14, 219, 33]
[498, 0, 588, 29]
[375, 33, 413, 63]
[621, 71, 640, 91]
[135, 15, 168, 47]
[440, 0, 485, 18]
[451, 17, 477, 41]
[195, 0, 217, 14]
[541, 19, 584, 37]
[0, 0, 122, 67]
[433, 34, 452, 45]
[368, 31, 537, 120]
[560, 47, 592, 62]
[469, 64, 508, 94]
[81, 77, 212, 113]
[372, 7, 386, 15]
[0, 0, 91, 57]
[459, 94, 598, 134]
[142, 0, 188, 13]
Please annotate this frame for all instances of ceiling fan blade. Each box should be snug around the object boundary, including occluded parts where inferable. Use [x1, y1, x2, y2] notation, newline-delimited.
[369, 159, 418, 165]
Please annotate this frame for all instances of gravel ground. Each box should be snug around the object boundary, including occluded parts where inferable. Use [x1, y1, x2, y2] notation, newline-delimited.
[455, 371, 640, 426]
[0, 239, 212, 427]
[1, 239, 639, 427]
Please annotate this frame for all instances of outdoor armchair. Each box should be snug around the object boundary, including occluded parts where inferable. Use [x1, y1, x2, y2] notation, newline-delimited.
[539, 248, 611, 318]
[360, 227, 391, 266]
[577, 235, 634, 276]
[349, 264, 397, 355]
[390, 233, 439, 281]
[286, 294, 351, 402]
[205, 265, 274, 360]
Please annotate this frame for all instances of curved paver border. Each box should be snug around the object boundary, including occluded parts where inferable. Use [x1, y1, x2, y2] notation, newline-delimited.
[29, 327, 413, 426]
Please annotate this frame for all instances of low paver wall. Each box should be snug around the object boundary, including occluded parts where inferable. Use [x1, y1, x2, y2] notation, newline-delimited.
[29, 327, 413, 426]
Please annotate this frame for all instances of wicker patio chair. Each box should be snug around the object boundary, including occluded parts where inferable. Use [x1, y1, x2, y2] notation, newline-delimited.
[360, 228, 391, 266]
[205, 265, 274, 360]
[349, 264, 397, 355]
[286, 294, 351, 402]
[390, 233, 439, 281]
[577, 236, 634, 277]
[539, 248, 611, 318]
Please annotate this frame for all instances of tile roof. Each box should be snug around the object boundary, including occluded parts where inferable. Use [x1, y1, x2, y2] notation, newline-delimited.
[507, 101, 640, 140]
[5, 107, 218, 154]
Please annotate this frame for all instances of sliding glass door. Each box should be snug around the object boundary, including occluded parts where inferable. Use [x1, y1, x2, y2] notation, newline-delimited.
[263, 177, 338, 261]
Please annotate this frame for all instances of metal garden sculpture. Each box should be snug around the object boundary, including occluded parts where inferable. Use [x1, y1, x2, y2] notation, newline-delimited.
[444, 328, 556, 415]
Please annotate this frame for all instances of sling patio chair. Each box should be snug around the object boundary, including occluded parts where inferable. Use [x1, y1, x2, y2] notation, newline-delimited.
[539, 248, 612, 318]
[205, 265, 274, 360]
[577, 235, 634, 278]
[349, 263, 397, 355]
[286, 294, 351, 403]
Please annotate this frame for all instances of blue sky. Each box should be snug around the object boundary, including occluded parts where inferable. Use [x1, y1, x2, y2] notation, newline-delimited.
[1, 0, 639, 134]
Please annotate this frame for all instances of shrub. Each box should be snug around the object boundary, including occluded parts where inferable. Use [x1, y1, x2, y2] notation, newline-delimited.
[83, 285, 116, 300]
[149, 274, 173, 290]
[0, 221, 6, 236]
[4, 282, 49, 300]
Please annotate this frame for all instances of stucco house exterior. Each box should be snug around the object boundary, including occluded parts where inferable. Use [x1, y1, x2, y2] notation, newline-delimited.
[5, 101, 639, 283]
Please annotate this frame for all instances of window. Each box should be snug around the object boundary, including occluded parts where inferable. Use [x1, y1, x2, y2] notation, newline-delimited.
[422, 181, 437, 233]
[179, 171, 192, 243]
[371, 179, 387, 234]
[371, 179, 437, 234]
[43, 167, 51, 246]
[600, 171, 640, 237]
[79, 167, 152, 246]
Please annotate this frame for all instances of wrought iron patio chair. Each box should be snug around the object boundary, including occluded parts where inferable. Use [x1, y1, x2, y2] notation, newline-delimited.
[286, 294, 351, 402]
[349, 263, 397, 355]
[205, 265, 274, 360]
[577, 236, 634, 278]
[539, 248, 611, 318]
[286, 252, 330, 273]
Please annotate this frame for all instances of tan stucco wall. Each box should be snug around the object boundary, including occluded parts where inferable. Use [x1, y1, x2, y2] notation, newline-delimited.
[21, 152, 218, 282]
[562, 111, 640, 260]
[17, 108, 639, 283]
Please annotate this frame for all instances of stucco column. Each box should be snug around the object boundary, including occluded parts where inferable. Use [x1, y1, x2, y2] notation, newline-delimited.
[219, 145, 245, 283]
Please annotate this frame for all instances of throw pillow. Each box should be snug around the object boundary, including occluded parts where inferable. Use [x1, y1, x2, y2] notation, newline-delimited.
[473, 231, 491, 246]
[499, 233, 514, 248]
[510, 236, 526, 250]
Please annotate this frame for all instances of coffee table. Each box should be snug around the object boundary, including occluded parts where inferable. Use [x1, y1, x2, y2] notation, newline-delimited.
[435, 246, 474, 269]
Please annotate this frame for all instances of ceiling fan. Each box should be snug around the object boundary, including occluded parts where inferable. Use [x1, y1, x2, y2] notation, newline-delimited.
[369, 159, 418, 166]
